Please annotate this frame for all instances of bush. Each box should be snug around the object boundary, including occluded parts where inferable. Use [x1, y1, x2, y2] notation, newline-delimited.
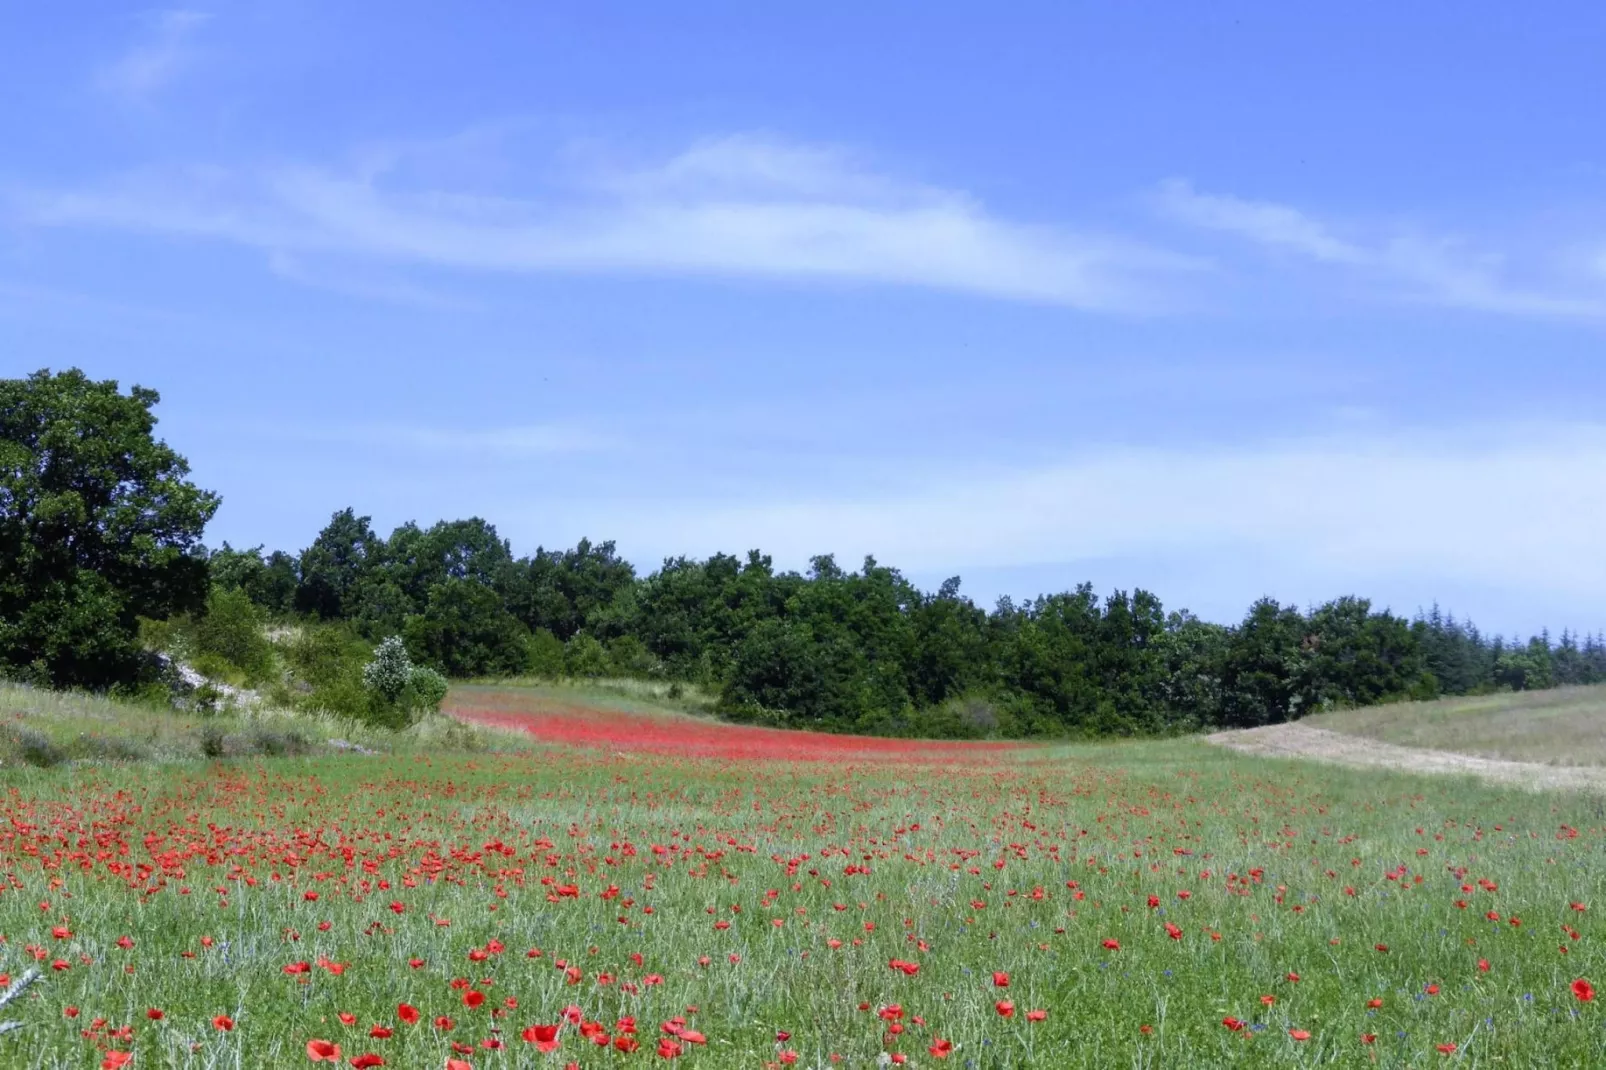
[564, 633, 608, 678]
[525, 628, 565, 678]
[406, 665, 449, 713]
[362, 637, 413, 703]
[192, 587, 275, 683]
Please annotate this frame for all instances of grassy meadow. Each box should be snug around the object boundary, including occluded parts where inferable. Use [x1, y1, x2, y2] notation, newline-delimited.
[1307, 684, 1606, 766]
[0, 685, 1603, 1067]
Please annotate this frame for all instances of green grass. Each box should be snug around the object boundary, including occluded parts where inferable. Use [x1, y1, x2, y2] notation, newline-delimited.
[0, 686, 1603, 1066]
[0, 681, 530, 768]
[1307, 684, 1606, 766]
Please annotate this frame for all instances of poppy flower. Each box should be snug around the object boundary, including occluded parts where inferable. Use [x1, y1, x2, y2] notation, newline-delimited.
[147, 1008, 164, 1020]
[1361, 1034, 1376, 1045]
[1289, 1029, 1310, 1041]
[1436, 1043, 1458, 1054]
[306, 1040, 342, 1063]
[1102, 939, 1120, 951]
[928, 1038, 953, 1058]
[992, 971, 1010, 987]
[447, 1062, 473, 1070]
[213, 1015, 234, 1031]
[369, 1026, 392, 1039]
[1026, 1010, 1047, 1022]
[522, 1025, 561, 1053]
[995, 1000, 1014, 1017]
[462, 991, 485, 1009]
[350, 1056, 385, 1069]
[398, 1005, 420, 1025]
[1574, 978, 1596, 1002]
[657, 1038, 683, 1058]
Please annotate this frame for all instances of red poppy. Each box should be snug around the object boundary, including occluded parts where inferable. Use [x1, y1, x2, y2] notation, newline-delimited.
[1289, 1029, 1310, 1041]
[306, 1040, 342, 1063]
[1026, 1010, 1047, 1022]
[462, 991, 485, 1009]
[1436, 1043, 1458, 1054]
[1574, 978, 1596, 1002]
[995, 1000, 1014, 1017]
[350, 1056, 385, 1069]
[213, 1015, 234, 1031]
[992, 971, 1010, 987]
[928, 1038, 954, 1058]
[101, 1055, 132, 1070]
[446, 1062, 473, 1070]
[398, 1005, 420, 1026]
[522, 1025, 561, 1053]
[146, 1008, 164, 1020]
[1102, 939, 1120, 951]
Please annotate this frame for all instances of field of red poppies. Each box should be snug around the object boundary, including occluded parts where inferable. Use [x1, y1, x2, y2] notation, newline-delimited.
[0, 684, 1603, 1068]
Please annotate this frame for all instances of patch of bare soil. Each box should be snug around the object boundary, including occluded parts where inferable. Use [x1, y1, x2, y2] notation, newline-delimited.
[1206, 722, 1606, 793]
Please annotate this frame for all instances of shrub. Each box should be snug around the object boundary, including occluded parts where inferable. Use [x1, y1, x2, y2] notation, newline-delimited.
[192, 587, 275, 683]
[525, 628, 566, 678]
[362, 637, 413, 703]
[564, 633, 608, 678]
[406, 665, 449, 713]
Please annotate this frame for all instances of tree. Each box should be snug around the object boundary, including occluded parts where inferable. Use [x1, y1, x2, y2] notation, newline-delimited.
[401, 578, 531, 678]
[0, 369, 218, 688]
[295, 509, 379, 620]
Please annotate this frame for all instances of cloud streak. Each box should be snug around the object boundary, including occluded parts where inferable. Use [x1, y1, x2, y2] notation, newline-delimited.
[97, 9, 210, 101]
[1156, 179, 1606, 318]
[580, 422, 1606, 602]
[10, 135, 1196, 309]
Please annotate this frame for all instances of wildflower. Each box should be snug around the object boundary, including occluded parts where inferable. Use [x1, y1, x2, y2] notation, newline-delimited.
[1289, 1029, 1310, 1041]
[213, 1015, 234, 1031]
[928, 1038, 953, 1058]
[992, 971, 1010, 987]
[398, 1005, 420, 1025]
[1026, 1010, 1047, 1022]
[522, 1025, 561, 1053]
[1573, 978, 1595, 1002]
[995, 1000, 1014, 1017]
[306, 1040, 342, 1063]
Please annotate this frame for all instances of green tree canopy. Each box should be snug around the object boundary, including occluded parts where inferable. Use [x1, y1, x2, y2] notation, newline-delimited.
[0, 368, 218, 687]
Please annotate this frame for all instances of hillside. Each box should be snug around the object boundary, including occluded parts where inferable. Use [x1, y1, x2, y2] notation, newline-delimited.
[1304, 684, 1606, 766]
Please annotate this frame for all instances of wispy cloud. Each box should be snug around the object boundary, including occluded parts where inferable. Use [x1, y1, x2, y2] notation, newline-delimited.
[581, 422, 1606, 601]
[284, 422, 615, 458]
[97, 9, 211, 102]
[1155, 179, 1606, 318]
[266, 251, 478, 311]
[8, 134, 1197, 309]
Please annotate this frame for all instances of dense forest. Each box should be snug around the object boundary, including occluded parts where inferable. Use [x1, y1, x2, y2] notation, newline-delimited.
[6, 368, 1603, 739]
[196, 508, 1606, 737]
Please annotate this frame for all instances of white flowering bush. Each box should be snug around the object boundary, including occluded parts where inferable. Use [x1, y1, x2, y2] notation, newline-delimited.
[361, 637, 412, 703]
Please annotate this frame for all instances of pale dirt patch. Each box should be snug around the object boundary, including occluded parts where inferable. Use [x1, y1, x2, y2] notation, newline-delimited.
[1206, 722, 1606, 793]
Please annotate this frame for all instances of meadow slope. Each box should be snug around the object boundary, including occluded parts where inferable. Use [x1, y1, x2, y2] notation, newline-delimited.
[0, 685, 1599, 1067]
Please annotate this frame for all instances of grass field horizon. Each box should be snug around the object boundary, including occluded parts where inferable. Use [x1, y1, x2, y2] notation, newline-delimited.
[0, 681, 1603, 1066]
[1306, 683, 1606, 767]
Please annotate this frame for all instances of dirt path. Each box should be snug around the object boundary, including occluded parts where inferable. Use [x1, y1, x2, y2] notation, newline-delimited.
[1206, 722, 1606, 793]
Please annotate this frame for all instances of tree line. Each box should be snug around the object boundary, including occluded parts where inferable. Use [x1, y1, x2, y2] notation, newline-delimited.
[202, 507, 1606, 737]
[5, 368, 1603, 739]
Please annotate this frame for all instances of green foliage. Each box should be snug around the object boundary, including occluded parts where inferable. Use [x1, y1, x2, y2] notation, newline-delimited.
[0, 368, 218, 688]
[192, 587, 275, 684]
[407, 665, 449, 712]
[563, 633, 608, 678]
[402, 578, 530, 678]
[525, 628, 566, 678]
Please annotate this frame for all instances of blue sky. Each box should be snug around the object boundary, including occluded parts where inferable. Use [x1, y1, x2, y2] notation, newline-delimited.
[5, 3, 1606, 636]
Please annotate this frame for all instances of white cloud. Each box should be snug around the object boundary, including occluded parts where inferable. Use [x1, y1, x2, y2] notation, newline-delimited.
[568, 422, 1606, 602]
[287, 423, 614, 458]
[9, 134, 1197, 309]
[97, 10, 210, 101]
[1156, 179, 1606, 318]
